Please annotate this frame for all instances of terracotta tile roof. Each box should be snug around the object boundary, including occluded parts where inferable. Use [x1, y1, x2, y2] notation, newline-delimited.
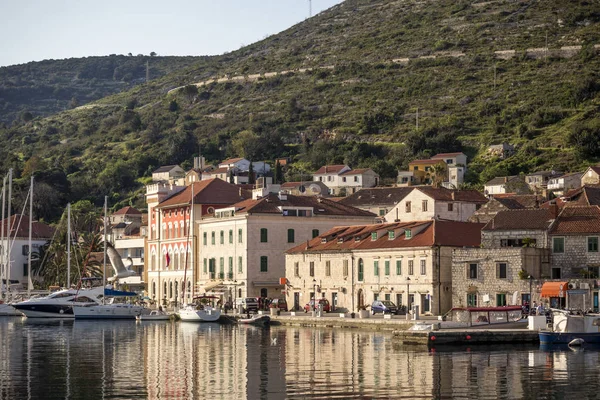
[493, 195, 539, 209]
[281, 181, 302, 188]
[408, 159, 443, 165]
[158, 178, 247, 208]
[484, 209, 554, 231]
[113, 206, 142, 215]
[287, 220, 483, 254]
[210, 167, 229, 174]
[152, 165, 180, 173]
[339, 168, 374, 175]
[485, 175, 519, 186]
[556, 185, 600, 207]
[550, 206, 600, 234]
[0, 215, 55, 239]
[231, 193, 376, 218]
[220, 157, 244, 165]
[338, 187, 413, 207]
[431, 152, 465, 159]
[415, 187, 488, 203]
[314, 165, 348, 175]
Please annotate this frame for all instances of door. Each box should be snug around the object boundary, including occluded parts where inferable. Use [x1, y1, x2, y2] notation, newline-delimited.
[594, 292, 599, 312]
[331, 292, 337, 312]
[357, 289, 364, 311]
[294, 292, 300, 311]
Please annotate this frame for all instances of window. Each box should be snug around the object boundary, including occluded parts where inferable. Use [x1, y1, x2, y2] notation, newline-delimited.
[388, 231, 395, 240]
[203, 258, 207, 273]
[211, 232, 215, 245]
[448, 203, 453, 212]
[385, 260, 390, 276]
[467, 294, 477, 307]
[309, 262, 315, 277]
[497, 262, 507, 279]
[343, 260, 348, 277]
[219, 230, 224, 245]
[287, 229, 295, 243]
[396, 260, 402, 275]
[229, 230, 233, 244]
[260, 256, 268, 272]
[228, 257, 233, 279]
[354, 176, 359, 182]
[404, 229, 412, 239]
[238, 228, 243, 243]
[371, 232, 378, 241]
[209, 259, 216, 279]
[422, 200, 428, 212]
[342, 177, 346, 182]
[405, 201, 411, 213]
[358, 259, 364, 281]
[374, 293, 379, 301]
[408, 260, 414, 275]
[420, 259, 426, 275]
[238, 256, 243, 274]
[374, 260, 379, 276]
[294, 262, 299, 277]
[379, 209, 386, 216]
[325, 261, 331, 276]
[312, 229, 319, 239]
[496, 294, 507, 306]
[202, 231, 207, 245]
[553, 237, 564, 253]
[588, 237, 599, 252]
[219, 257, 224, 279]
[22, 245, 29, 256]
[468, 263, 478, 279]
[260, 228, 268, 243]
[23, 264, 28, 277]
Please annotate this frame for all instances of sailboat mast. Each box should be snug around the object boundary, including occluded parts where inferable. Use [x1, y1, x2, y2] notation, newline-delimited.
[0, 175, 5, 300]
[103, 196, 107, 293]
[67, 203, 71, 288]
[27, 176, 33, 295]
[6, 168, 12, 290]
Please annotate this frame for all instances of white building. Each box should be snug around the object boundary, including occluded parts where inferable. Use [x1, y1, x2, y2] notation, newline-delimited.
[547, 172, 584, 196]
[108, 206, 147, 278]
[313, 165, 380, 195]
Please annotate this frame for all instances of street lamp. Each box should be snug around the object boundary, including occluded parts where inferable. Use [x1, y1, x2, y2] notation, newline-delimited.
[313, 278, 317, 311]
[528, 275, 533, 315]
[406, 277, 411, 320]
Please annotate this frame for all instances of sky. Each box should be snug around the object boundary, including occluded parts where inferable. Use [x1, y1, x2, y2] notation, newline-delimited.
[0, 0, 344, 67]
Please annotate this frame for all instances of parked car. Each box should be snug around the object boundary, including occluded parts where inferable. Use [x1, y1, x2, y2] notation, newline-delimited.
[270, 298, 288, 311]
[304, 298, 331, 313]
[371, 300, 398, 315]
[235, 297, 259, 313]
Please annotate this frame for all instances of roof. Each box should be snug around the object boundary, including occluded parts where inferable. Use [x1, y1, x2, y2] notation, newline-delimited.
[314, 165, 348, 175]
[210, 167, 229, 174]
[414, 187, 488, 203]
[113, 206, 142, 215]
[0, 215, 55, 239]
[485, 176, 519, 186]
[286, 220, 483, 254]
[338, 187, 413, 207]
[339, 168, 376, 176]
[526, 170, 562, 177]
[483, 209, 554, 231]
[562, 185, 600, 206]
[408, 159, 444, 165]
[158, 178, 248, 208]
[586, 166, 600, 175]
[230, 193, 376, 218]
[220, 157, 244, 165]
[550, 171, 583, 180]
[431, 152, 465, 159]
[493, 195, 539, 209]
[550, 206, 600, 235]
[152, 165, 181, 174]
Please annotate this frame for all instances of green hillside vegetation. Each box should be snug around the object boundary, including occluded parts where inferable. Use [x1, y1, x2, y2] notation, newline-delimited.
[1, 0, 600, 222]
[0, 54, 204, 124]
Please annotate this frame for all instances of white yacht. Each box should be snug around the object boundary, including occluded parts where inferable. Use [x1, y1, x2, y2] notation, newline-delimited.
[178, 296, 221, 322]
[13, 286, 104, 318]
[72, 288, 143, 319]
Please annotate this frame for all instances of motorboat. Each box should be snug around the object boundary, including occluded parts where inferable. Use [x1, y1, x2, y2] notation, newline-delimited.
[136, 309, 173, 321]
[13, 286, 104, 318]
[73, 288, 143, 320]
[239, 314, 270, 326]
[178, 296, 221, 322]
[442, 306, 527, 329]
[539, 309, 600, 345]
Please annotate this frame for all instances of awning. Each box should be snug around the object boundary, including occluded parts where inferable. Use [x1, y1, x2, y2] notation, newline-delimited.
[540, 281, 568, 298]
[202, 280, 223, 292]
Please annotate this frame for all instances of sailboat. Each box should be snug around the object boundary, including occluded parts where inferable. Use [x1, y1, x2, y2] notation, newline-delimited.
[73, 196, 143, 320]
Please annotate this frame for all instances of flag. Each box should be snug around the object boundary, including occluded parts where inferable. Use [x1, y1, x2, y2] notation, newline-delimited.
[166, 253, 171, 268]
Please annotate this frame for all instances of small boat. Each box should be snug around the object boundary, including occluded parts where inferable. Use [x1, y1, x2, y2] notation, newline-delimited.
[239, 314, 270, 326]
[136, 309, 172, 321]
[178, 295, 221, 322]
[539, 309, 600, 345]
[442, 306, 526, 329]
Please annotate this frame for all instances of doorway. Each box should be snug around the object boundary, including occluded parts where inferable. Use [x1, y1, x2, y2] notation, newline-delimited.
[357, 289, 364, 311]
[331, 292, 337, 312]
[294, 292, 300, 311]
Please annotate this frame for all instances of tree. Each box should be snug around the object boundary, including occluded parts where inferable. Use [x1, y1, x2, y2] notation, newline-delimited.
[150, 51, 157, 57]
[431, 163, 447, 188]
[275, 161, 283, 184]
[181, 85, 198, 105]
[248, 162, 255, 185]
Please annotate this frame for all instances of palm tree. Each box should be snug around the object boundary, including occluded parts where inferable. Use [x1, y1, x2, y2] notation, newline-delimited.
[431, 163, 447, 188]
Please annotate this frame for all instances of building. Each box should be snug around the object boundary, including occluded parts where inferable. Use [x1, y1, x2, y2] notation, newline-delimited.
[406, 159, 447, 185]
[581, 166, 600, 186]
[431, 152, 467, 188]
[285, 220, 484, 315]
[313, 165, 380, 195]
[525, 171, 563, 195]
[337, 187, 413, 218]
[108, 206, 147, 279]
[384, 186, 487, 223]
[468, 194, 539, 224]
[145, 178, 248, 306]
[546, 172, 583, 196]
[152, 165, 185, 183]
[1, 215, 54, 289]
[196, 191, 377, 303]
[279, 181, 330, 197]
[486, 143, 514, 159]
[484, 175, 528, 196]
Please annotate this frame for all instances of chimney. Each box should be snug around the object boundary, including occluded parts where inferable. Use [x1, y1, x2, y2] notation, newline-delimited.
[504, 176, 508, 183]
[305, 240, 310, 250]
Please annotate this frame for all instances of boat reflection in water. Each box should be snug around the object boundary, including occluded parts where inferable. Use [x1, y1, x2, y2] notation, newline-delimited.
[4, 319, 600, 398]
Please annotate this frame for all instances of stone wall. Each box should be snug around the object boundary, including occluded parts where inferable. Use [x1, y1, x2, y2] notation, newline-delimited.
[550, 235, 600, 278]
[481, 229, 548, 249]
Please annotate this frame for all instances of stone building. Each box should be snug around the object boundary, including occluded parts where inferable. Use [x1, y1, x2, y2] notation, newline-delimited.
[581, 166, 600, 186]
[468, 195, 539, 224]
[337, 187, 413, 218]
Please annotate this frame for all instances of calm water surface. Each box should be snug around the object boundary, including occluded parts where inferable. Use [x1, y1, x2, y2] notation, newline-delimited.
[0, 318, 599, 399]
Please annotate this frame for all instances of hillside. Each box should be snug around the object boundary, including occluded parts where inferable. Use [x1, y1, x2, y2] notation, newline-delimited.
[1, 0, 600, 222]
[0, 54, 204, 124]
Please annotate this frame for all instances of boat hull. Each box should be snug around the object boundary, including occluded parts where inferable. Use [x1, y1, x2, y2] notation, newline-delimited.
[73, 304, 143, 319]
[178, 307, 221, 322]
[14, 304, 75, 318]
[239, 315, 270, 326]
[539, 331, 600, 345]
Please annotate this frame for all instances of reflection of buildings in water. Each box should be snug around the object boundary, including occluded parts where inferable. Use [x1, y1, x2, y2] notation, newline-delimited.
[280, 327, 435, 397]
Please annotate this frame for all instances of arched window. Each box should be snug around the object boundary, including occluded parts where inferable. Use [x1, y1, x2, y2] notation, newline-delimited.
[358, 258, 364, 281]
[169, 281, 173, 299]
[162, 223, 167, 239]
[163, 282, 167, 299]
[174, 249, 179, 270]
[152, 281, 156, 298]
